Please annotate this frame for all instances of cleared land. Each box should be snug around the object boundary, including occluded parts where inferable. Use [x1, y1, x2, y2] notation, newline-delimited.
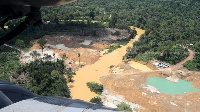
[68, 28, 147, 101]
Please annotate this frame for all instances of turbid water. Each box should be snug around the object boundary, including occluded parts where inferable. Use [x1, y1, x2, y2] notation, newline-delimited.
[69, 28, 148, 101]
[144, 77, 200, 95]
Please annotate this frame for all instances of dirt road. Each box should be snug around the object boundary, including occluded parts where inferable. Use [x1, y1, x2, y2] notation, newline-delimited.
[69, 28, 146, 101]
[171, 49, 194, 71]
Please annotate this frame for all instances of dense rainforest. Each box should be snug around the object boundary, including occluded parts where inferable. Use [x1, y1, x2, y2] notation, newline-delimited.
[1, 0, 199, 70]
[39, 0, 199, 69]
[0, 0, 200, 97]
[21, 59, 71, 97]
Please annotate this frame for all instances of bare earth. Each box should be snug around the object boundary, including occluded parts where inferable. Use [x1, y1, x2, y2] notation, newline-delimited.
[100, 41, 200, 111]
[25, 26, 200, 111]
[68, 28, 145, 101]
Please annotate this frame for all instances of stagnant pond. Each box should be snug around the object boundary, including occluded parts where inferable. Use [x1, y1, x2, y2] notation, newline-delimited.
[144, 77, 200, 95]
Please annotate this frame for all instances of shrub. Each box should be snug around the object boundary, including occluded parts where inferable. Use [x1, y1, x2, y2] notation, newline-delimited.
[90, 97, 103, 104]
[86, 82, 103, 95]
[104, 44, 121, 55]
[109, 65, 114, 69]
[117, 103, 132, 112]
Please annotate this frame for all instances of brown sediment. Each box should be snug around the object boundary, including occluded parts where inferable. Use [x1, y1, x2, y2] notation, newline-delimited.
[68, 28, 147, 101]
[100, 71, 200, 112]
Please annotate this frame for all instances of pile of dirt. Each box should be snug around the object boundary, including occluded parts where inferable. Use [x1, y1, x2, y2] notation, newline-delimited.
[100, 71, 200, 111]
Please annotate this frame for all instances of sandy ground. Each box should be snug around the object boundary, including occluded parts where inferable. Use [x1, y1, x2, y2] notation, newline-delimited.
[100, 71, 200, 112]
[69, 28, 147, 101]
[129, 61, 153, 72]
[99, 46, 199, 111]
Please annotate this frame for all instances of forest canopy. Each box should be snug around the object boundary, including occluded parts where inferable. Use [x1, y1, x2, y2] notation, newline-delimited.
[3, 0, 198, 67]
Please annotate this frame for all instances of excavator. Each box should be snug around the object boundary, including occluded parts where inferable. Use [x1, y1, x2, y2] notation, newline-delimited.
[0, 1, 122, 111]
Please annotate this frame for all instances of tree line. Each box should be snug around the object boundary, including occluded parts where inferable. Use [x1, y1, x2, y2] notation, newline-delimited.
[7, 0, 198, 70]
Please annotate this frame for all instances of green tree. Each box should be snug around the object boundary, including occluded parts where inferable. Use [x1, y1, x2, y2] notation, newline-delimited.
[194, 42, 200, 63]
[109, 65, 114, 69]
[183, 60, 199, 71]
[37, 38, 47, 54]
[90, 97, 103, 104]
[129, 28, 137, 39]
[78, 53, 81, 67]
[89, 11, 95, 20]
[109, 13, 117, 28]
[44, 53, 52, 61]
[67, 72, 75, 82]
[30, 51, 41, 60]
[53, 53, 55, 62]
[117, 103, 132, 112]
[162, 46, 188, 64]
[0, 47, 21, 82]
[15, 39, 25, 49]
[20, 59, 71, 97]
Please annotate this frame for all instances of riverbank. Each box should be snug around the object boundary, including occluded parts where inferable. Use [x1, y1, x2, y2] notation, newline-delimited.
[68, 28, 146, 101]
[100, 70, 200, 111]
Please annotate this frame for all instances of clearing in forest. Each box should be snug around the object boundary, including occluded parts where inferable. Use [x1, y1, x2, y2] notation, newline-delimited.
[68, 28, 148, 101]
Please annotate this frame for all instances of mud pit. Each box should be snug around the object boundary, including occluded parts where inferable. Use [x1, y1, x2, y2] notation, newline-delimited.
[27, 28, 128, 68]
[43, 28, 129, 50]
[40, 28, 129, 67]
[100, 71, 200, 112]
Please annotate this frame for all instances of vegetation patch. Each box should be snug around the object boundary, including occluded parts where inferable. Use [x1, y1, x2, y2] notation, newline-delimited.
[184, 60, 199, 71]
[14, 59, 71, 97]
[126, 36, 189, 65]
[109, 65, 115, 69]
[89, 97, 103, 104]
[103, 44, 121, 55]
[86, 82, 103, 95]
[117, 102, 132, 112]
[0, 46, 21, 81]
